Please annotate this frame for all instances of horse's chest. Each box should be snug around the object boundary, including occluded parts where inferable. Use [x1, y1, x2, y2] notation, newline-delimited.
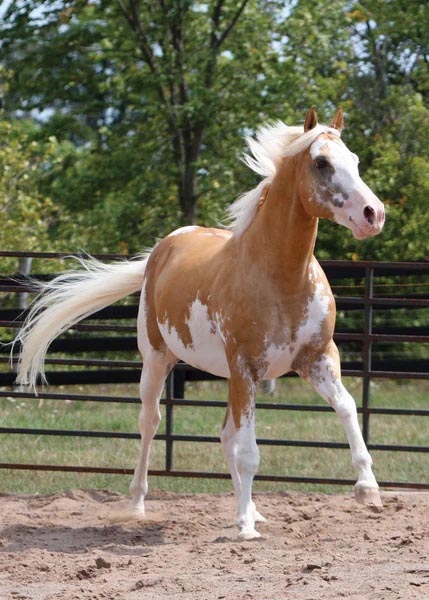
[263, 285, 332, 378]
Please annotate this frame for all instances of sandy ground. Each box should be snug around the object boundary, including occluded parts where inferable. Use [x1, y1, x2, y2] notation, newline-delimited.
[0, 488, 428, 600]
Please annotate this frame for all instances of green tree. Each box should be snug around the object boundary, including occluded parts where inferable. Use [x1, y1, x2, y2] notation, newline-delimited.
[1, 2, 280, 244]
[0, 108, 58, 266]
[1, 0, 353, 251]
[316, 0, 429, 261]
[2, 0, 428, 259]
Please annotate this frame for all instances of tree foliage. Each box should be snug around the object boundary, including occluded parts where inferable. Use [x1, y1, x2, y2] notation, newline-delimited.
[0, 67, 58, 265]
[0, 0, 428, 259]
[314, 0, 429, 261]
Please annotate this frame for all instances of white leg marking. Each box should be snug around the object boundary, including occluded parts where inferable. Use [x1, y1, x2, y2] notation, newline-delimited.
[309, 356, 382, 507]
[220, 410, 241, 500]
[235, 412, 262, 540]
[221, 410, 267, 529]
[129, 356, 169, 513]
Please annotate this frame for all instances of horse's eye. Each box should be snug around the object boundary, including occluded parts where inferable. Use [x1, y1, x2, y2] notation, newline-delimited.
[315, 157, 329, 169]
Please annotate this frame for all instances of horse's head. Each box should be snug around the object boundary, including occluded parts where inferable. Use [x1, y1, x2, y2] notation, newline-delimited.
[299, 107, 385, 239]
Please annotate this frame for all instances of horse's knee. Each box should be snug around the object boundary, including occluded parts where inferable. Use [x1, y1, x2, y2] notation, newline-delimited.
[328, 387, 358, 421]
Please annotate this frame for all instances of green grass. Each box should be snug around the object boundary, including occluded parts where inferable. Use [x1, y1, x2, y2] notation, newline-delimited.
[0, 377, 427, 496]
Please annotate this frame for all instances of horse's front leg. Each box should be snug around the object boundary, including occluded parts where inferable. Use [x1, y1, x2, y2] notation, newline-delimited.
[221, 406, 266, 535]
[223, 365, 263, 540]
[305, 342, 383, 509]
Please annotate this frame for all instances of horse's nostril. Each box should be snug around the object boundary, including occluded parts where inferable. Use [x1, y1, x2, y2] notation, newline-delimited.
[364, 205, 375, 225]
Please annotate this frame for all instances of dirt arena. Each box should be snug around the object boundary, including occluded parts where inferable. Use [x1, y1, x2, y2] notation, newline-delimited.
[0, 488, 428, 599]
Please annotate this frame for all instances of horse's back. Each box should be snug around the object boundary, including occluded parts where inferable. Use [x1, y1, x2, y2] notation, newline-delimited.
[149, 225, 232, 298]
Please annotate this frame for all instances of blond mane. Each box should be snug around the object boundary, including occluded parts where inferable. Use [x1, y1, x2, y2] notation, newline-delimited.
[226, 121, 339, 236]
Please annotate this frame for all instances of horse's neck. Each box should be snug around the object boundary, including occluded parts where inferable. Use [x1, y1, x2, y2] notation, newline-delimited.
[240, 158, 318, 290]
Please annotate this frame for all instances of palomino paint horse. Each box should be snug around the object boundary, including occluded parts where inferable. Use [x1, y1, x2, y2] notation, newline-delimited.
[16, 107, 385, 540]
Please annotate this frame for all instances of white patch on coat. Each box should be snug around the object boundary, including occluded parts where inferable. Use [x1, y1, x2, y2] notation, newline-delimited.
[158, 297, 230, 378]
[168, 225, 199, 237]
[309, 353, 339, 397]
[168, 226, 230, 239]
[263, 281, 331, 379]
[299, 282, 331, 341]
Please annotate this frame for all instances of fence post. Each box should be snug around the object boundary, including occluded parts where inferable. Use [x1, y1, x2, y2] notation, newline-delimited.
[362, 266, 374, 443]
[18, 256, 33, 309]
[173, 369, 186, 399]
[165, 371, 175, 472]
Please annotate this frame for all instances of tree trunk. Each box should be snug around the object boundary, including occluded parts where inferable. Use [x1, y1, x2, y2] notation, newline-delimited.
[177, 126, 204, 225]
[179, 184, 197, 224]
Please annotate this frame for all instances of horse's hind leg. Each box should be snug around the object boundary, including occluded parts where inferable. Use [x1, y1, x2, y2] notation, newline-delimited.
[129, 351, 174, 514]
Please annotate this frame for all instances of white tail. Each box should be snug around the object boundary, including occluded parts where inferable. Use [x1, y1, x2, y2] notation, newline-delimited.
[14, 254, 150, 387]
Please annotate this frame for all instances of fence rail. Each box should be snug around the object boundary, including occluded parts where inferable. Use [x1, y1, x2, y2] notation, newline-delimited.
[0, 252, 428, 489]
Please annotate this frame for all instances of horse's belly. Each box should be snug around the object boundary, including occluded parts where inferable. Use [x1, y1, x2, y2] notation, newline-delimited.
[158, 298, 230, 378]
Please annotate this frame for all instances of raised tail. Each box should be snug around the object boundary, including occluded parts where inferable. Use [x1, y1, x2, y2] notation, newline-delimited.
[14, 253, 150, 387]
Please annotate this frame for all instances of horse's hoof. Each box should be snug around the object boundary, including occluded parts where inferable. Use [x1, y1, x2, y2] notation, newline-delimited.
[354, 484, 383, 512]
[106, 506, 146, 523]
[238, 528, 262, 541]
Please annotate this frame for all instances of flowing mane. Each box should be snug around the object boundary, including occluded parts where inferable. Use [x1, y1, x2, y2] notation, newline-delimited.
[226, 121, 340, 235]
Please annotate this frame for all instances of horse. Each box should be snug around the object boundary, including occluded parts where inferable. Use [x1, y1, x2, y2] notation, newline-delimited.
[15, 106, 385, 540]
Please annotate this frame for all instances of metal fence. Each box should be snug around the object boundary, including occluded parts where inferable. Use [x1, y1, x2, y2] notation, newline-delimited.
[0, 251, 428, 489]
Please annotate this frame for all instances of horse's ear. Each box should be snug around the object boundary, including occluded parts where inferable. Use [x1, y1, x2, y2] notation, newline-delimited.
[304, 106, 318, 132]
[329, 106, 344, 133]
